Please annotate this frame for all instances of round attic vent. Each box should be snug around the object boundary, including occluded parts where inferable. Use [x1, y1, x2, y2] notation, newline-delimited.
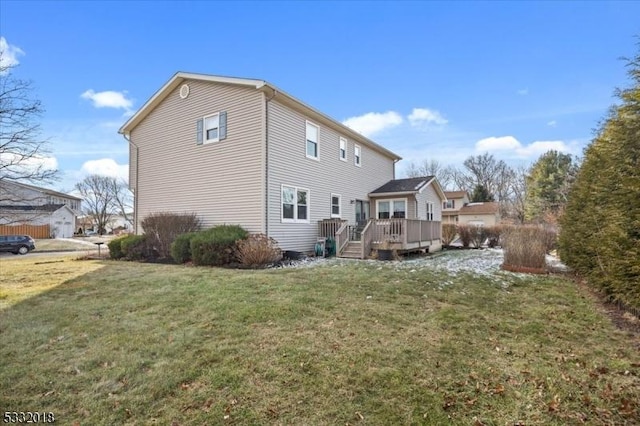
[179, 84, 190, 99]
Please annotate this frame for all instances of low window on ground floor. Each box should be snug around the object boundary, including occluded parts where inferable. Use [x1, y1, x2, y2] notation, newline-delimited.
[376, 199, 406, 219]
[282, 185, 309, 223]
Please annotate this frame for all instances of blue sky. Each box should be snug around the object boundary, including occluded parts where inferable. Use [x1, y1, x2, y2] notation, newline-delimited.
[1, 1, 638, 192]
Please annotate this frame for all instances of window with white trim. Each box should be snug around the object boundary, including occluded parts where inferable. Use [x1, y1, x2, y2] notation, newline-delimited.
[354, 144, 361, 167]
[197, 111, 227, 145]
[282, 185, 309, 223]
[204, 113, 220, 143]
[426, 202, 434, 221]
[443, 200, 455, 209]
[331, 194, 341, 218]
[339, 137, 347, 161]
[306, 121, 319, 159]
[377, 199, 406, 219]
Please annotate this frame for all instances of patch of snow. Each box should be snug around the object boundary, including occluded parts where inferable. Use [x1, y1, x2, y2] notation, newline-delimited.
[546, 254, 570, 273]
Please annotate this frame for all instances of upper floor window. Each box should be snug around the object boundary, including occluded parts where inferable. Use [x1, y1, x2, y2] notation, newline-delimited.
[197, 111, 227, 145]
[443, 200, 455, 209]
[354, 144, 361, 167]
[339, 137, 347, 161]
[282, 185, 309, 223]
[306, 121, 319, 160]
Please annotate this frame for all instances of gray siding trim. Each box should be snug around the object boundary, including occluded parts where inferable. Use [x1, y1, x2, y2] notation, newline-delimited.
[266, 99, 395, 252]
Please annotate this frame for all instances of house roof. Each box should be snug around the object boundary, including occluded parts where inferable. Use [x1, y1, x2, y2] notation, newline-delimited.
[369, 176, 447, 200]
[2, 181, 82, 201]
[0, 204, 66, 212]
[118, 72, 402, 161]
[458, 202, 500, 215]
[444, 190, 468, 199]
[370, 176, 434, 194]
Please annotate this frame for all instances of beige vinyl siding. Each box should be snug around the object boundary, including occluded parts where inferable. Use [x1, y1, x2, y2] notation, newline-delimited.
[459, 213, 499, 227]
[415, 184, 443, 221]
[267, 99, 395, 252]
[130, 79, 265, 233]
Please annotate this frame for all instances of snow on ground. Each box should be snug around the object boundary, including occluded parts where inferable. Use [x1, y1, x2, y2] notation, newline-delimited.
[271, 248, 570, 285]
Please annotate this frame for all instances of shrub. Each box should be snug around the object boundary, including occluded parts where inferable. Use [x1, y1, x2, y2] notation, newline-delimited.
[541, 226, 558, 253]
[502, 225, 547, 271]
[442, 224, 457, 247]
[485, 225, 502, 248]
[107, 237, 126, 259]
[235, 234, 282, 267]
[191, 225, 248, 267]
[469, 225, 487, 249]
[457, 224, 472, 248]
[121, 234, 153, 261]
[170, 232, 198, 264]
[141, 212, 202, 260]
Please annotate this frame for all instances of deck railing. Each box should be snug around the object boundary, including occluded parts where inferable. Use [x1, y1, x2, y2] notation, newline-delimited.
[369, 219, 441, 244]
[318, 218, 441, 257]
[318, 219, 347, 238]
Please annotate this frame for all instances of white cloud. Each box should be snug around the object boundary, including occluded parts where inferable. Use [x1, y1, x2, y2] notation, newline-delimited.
[81, 89, 133, 111]
[0, 152, 58, 172]
[79, 158, 129, 181]
[476, 136, 521, 151]
[342, 111, 403, 137]
[0, 37, 25, 70]
[517, 88, 529, 96]
[408, 108, 448, 126]
[476, 135, 570, 158]
[517, 140, 570, 157]
[547, 120, 557, 127]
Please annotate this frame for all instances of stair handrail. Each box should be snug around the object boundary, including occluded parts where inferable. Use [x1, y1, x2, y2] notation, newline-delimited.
[361, 219, 373, 259]
[335, 222, 349, 255]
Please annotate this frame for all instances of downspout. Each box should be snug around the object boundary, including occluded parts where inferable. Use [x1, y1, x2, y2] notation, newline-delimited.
[123, 133, 139, 234]
[393, 158, 400, 179]
[264, 88, 278, 237]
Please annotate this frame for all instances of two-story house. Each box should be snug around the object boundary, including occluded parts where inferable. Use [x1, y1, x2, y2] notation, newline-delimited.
[119, 72, 445, 258]
[0, 181, 82, 238]
[442, 191, 470, 224]
[442, 190, 500, 227]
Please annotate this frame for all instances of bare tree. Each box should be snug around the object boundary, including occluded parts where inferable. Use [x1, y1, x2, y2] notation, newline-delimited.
[504, 165, 527, 223]
[107, 177, 133, 225]
[0, 53, 58, 188]
[405, 158, 454, 189]
[75, 175, 117, 235]
[458, 153, 514, 202]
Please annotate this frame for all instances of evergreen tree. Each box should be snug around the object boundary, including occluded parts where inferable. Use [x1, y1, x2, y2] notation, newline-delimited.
[559, 46, 640, 309]
[525, 150, 578, 223]
[471, 184, 495, 202]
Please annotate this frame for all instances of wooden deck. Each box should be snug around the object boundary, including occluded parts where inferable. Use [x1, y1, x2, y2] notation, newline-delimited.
[318, 218, 442, 259]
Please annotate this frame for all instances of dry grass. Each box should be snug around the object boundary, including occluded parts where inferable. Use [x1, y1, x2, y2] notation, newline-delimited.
[0, 254, 638, 424]
[0, 255, 105, 309]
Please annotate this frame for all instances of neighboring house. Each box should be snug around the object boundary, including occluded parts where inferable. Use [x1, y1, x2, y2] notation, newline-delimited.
[119, 72, 445, 258]
[442, 190, 470, 224]
[0, 181, 82, 238]
[77, 213, 134, 235]
[458, 202, 501, 227]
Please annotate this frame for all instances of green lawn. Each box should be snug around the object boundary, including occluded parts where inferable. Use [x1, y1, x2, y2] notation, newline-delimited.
[0, 252, 638, 425]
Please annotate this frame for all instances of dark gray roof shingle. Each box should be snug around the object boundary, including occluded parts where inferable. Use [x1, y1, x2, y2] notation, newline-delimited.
[370, 176, 435, 194]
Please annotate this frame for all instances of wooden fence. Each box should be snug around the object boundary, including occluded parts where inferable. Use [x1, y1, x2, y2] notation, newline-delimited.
[0, 224, 50, 239]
